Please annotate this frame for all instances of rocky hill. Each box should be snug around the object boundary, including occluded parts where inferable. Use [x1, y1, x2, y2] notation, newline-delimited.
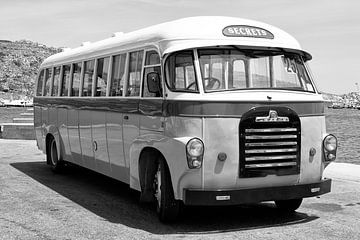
[0, 40, 61, 100]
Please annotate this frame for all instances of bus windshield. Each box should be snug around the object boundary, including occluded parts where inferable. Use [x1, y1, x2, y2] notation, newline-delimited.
[197, 48, 315, 93]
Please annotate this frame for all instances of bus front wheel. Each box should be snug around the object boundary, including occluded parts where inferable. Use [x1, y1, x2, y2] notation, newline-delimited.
[154, 157, 180, 222]
[275, 198, 303, 212]
[47, 137, 64, 173]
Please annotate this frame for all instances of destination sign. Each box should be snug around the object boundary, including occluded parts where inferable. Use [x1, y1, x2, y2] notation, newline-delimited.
[222, 25, 274, 39]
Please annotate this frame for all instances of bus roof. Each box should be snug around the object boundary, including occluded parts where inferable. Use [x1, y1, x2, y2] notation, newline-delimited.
[42, 16, 311, 67]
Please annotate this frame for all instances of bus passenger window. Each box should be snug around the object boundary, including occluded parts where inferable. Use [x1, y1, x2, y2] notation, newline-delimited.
[36, 70, 44, 96]
[110, 54, 126, 96]
[145, 50, 160, 65]
[52, 67, 60, 96]
[61, 65, 71, 96]
[71, 62, 81, 96]
[82, 60, 95, 96]
[165, 51, 198, 92]
[44, 68, 52, 96]
[126, 51, 143, 97]
[95, 57, 109, 97]
[143, 50, 162, 97]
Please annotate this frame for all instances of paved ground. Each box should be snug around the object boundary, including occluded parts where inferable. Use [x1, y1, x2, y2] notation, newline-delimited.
[0, 139, 359, 240]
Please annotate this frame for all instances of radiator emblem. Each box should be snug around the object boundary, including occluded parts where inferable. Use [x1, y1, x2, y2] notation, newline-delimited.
[255, 110, 289, 122]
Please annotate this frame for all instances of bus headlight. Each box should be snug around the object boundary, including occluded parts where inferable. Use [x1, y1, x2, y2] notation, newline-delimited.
[186, 138, 204, 169]
[323, 134, 337, 162]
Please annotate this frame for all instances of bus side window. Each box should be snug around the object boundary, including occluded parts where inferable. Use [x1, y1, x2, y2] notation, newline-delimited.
[95, 57, 109, 97]
[44, 68, 52, 96]
[82, 60, 95, 97]
[61, 65, 71, 96]
[71, 62, 82, 96]
[126, 51, 143, 97]
[51, 67, 60, 96]
[165, 51, 198, 92]
[36, 70, 45, 96]
[143, 50, 162, 97]
[110, 54, 126, 97]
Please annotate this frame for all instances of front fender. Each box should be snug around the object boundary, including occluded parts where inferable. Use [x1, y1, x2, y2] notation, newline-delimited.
[129, 134, 202, 199]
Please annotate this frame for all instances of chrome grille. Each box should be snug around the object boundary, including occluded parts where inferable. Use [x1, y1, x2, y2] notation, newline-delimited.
[239, 107, 301, 178]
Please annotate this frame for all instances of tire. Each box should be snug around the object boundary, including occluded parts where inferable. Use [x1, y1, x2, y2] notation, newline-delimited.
[47, 137, 64, 173]
[154, 157, 180, 222]
[275, 198, 303, 212]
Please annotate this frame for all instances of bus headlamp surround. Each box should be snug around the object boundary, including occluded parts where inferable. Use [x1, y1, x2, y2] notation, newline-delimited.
[186, 138, 204, 169]
[323, 134, 337, 161]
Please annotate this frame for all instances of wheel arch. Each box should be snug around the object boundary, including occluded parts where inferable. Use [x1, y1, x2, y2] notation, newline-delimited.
[129, 134, 194, 200]
[44, 125, 62, 164]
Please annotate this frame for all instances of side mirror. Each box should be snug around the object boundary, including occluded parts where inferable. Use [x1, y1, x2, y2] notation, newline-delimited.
[146, 72, 161, 94]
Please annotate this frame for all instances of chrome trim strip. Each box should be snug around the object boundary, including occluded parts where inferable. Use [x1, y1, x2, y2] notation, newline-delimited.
[245, 128, 297, 133]
[246, 155, 297, 161]
[245, 141, 297, 147]
[246, 135, 297, 140]
[245, 162, 297, 168]
[245, 148, 297, 154]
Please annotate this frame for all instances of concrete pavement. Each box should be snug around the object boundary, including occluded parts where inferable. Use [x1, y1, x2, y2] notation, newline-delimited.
[0, 139, 359, 240]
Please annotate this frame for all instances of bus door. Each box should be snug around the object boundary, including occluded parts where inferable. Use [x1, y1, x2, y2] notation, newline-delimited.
[107, 54, 126, 181]
[92, 57, 111, 175]
[79, 60, 96, 170]
[67, 62, 83, 166]
[139, 50, 163, 134]
[122, 50, 143, 168]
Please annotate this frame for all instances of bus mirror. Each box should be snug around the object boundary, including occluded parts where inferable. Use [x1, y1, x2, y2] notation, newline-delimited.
[146, 72, 161, 93]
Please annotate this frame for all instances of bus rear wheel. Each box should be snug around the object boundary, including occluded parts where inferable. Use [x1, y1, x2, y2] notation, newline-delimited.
[275, 198, 303, 212]
[47, 137, 64, 173]
[154, 157, 180, 222]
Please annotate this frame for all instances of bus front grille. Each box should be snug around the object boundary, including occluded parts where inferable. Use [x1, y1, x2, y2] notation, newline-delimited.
[239, 107, 301, 178]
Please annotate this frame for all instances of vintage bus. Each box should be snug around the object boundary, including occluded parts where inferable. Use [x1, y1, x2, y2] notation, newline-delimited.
[34, 16, 338, 222]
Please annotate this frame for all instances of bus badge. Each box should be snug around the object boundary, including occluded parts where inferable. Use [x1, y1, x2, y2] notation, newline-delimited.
[255, 110, 289, 122]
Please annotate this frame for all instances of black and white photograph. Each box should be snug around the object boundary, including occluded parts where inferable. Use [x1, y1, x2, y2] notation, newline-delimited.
[0, 0, 359, 239]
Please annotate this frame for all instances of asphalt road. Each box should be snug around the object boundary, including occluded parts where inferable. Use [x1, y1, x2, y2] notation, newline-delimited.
[0, 139, 359, 240]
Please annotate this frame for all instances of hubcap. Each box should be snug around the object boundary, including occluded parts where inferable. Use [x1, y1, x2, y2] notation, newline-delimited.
[154, 164, 161, 208]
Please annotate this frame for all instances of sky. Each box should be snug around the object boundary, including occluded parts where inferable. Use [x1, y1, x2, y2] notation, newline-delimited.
[0, 0, 359, 94]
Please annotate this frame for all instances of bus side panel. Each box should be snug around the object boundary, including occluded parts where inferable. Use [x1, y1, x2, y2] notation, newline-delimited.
[92, 111, 111, 176]
[34, 104, 45, 152]
[106, 111, 128, 183]
[79, 110, 95, 170]
[123, 113, 140, 169]
[58, 107, 72, 161]
[68, 108, 83, 166]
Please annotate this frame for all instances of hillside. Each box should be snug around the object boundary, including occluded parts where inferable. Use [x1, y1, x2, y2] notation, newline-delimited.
[0, 40, 61, 100]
